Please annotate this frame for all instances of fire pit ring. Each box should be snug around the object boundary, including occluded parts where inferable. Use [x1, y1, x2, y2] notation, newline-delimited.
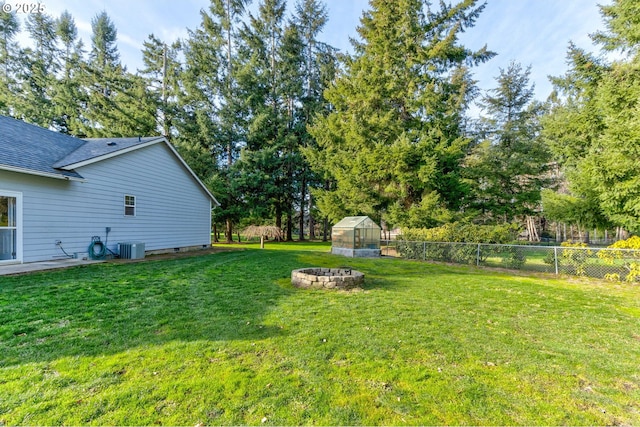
[291, 267, 364, 290]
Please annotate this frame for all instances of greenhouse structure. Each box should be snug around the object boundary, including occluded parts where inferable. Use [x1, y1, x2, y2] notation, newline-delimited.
[331, 216, 381, 258]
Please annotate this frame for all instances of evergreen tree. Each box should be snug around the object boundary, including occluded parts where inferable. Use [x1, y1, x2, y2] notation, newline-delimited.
[278, 23, 306, 240]
[541, 45, 610, 237]
[57, 10, 78, 62]
[13, 12, 59, 126]
[542, 0, 640, 233]
[587, 60, 640, 231]
[235, 0, 325, 240]
[466, 62, 551, 228]
[592, 0, 640, 56]
[89, 11, 119, 68]
[293, 0, 335, 239]
[81, 11, 155, 137]
[139, 34, 182, 138]
[0, 6, 20, 115]
[307, 0, 494, 228]
[81, 11, 121, 135]
[236, 0, 295, 238]
[181, 0, 251, 242]
[52, 10, 86, 134]
[587, 0, 640, 231]
[543, 44, 607, 168]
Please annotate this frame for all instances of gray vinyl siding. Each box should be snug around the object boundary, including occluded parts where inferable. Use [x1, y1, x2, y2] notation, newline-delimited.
[0, 143, 212, 262]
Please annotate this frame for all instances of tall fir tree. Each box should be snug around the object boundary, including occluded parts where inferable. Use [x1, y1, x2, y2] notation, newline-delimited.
[181, 0, 251, 242]
[81, 11, 155, 137]
[293, 0, 335, 239]
[81, 11, 121, 136]
[0, 6, 20, 115]
[14, 12, 59, 127]
[307, 0, 494, 228]
[89, 11, 119, 68]
[236, 0, 314, 240]
[139, 34, 182, 138]
[52, 10, 86, 134]
[541, 45, 610, 236]
[542, 0, 640, 233]
[465, 62, 551, 229]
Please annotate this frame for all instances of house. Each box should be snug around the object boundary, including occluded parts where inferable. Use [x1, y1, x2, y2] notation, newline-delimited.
[0, 115, 219, 264]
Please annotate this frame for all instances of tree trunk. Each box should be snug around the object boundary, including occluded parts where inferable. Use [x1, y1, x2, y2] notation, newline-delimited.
[525, 216, 539, 242]
[323, 216, 329, 242]
[226, 218, 233, 243]
[308, 192, 315, 240]
[275, 206, 282, 241]
[213, 223, 219, 243]
[299, 174, 306, 241]
[286, 209, 293, 241]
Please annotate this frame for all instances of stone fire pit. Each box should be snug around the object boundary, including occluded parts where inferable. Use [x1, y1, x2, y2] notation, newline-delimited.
[291, 267, 364, 290]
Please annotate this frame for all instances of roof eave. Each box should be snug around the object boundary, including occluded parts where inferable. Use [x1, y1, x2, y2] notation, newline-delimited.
[0, 164, 86, 182]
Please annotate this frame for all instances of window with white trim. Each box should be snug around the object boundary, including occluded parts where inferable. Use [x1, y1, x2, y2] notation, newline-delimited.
[124, 195, 136, 216]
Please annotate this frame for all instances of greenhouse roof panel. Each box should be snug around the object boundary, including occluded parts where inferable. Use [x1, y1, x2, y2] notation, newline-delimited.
[333, 216, 368, 228]
[332, 216, 380, 229]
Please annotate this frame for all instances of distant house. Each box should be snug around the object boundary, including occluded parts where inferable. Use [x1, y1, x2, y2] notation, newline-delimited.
[0, 115, 219, 264]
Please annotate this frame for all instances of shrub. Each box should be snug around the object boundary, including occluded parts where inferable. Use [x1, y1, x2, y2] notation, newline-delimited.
[501, 246, 527, 269]
[598, 236, 640, 283]
[560, 241, 593, 276]
[399, 222, 520, 244]
[543, 250, 556, 266]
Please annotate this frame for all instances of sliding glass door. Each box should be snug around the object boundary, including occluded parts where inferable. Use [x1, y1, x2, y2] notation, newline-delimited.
[0, 193, 20, 262]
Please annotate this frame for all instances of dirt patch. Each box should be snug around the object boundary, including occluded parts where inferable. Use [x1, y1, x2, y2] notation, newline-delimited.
[108, 246, 242, 264]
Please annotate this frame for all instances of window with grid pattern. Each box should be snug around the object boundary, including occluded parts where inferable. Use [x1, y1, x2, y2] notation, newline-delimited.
[124, 195, 136, 216]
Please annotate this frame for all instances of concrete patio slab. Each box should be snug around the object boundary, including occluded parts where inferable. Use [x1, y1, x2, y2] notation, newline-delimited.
[0, 258, 104, 276]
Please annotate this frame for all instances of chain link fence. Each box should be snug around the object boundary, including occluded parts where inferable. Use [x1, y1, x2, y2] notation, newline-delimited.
[380, 240, 640, 282]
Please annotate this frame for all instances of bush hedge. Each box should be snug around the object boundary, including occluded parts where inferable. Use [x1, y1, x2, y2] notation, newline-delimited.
[399, 222, 521, 244]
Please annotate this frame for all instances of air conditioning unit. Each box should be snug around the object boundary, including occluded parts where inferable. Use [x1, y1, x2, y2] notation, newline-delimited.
[119, 242, 145, 259]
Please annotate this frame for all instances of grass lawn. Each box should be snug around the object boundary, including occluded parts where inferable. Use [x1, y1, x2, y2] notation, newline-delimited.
[1, 242, 639, 425]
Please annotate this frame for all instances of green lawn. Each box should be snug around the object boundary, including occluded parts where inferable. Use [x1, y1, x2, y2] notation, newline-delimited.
[1, 243, 639, 425]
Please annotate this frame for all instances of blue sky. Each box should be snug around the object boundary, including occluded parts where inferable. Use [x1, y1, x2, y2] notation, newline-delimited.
[12, 0, 608, 108]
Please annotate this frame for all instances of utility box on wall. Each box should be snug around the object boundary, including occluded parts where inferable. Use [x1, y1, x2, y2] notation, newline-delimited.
[331, 216, 381, 258]
[119, 242, 145, 259]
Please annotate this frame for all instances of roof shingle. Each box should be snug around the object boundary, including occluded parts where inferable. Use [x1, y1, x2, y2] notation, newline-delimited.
[53, 137, 162, 168]
[0, 115, 84, 179]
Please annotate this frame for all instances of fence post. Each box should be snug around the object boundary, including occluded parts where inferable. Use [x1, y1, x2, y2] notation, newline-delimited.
[423, 242, 426, 261]
[554, 246, 559, 275]
[477, 243, 481, 267]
